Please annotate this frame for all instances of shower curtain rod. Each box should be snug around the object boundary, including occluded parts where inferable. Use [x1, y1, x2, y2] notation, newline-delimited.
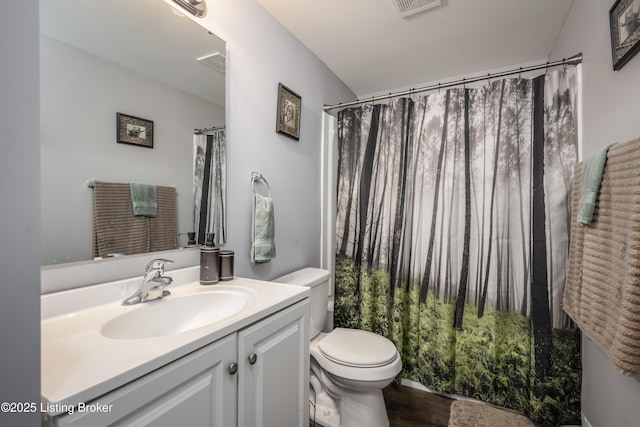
[194, 125, 225, 134]
[323, 53, 582, 112]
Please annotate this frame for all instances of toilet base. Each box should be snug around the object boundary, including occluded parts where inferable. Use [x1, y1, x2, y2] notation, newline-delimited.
[309, 383, 390, 427]
[335, 388, 390, 427]
[309, 400, 340, 427]
[309, 352, 395, 427]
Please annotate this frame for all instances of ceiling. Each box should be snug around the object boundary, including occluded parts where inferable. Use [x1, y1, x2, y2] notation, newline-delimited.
[40, 0, 226, 107]
[257, 0, 576, 97]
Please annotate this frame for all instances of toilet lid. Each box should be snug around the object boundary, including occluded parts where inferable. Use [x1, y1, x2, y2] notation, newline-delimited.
[318, 328, 398, 367]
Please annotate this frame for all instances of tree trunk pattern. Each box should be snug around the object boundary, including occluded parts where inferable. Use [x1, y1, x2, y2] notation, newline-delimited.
[333, 71, 580, 425]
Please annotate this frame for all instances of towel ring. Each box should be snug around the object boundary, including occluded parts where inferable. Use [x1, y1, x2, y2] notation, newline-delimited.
[251, 172, 271, 197]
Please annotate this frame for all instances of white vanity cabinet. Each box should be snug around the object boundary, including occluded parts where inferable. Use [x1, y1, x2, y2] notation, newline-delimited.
[46, 299, 309, 427]
[238, 298, 310, 426]
[49, 333, 238, 427]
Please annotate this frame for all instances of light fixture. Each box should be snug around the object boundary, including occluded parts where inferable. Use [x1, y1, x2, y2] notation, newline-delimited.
[170, 0, 207, 18]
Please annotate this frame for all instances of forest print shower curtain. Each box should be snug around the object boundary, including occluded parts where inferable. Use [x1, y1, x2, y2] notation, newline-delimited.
[334, 69, 580, 425]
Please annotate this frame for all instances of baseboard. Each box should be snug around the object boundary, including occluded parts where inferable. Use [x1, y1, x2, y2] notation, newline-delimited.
[400, 378, 431, 392]
[399, 378, 481, 403]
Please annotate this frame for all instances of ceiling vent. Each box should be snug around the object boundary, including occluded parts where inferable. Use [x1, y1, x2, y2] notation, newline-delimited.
[394, 0, 442, 18]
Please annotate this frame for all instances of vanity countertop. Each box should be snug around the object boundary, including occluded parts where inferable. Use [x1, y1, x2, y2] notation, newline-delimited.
[41, 267, 309, 415]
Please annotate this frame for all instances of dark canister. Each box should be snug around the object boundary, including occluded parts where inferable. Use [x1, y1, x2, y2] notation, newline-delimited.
[219, 250, 234, 281]
[200, 233, 219, 285]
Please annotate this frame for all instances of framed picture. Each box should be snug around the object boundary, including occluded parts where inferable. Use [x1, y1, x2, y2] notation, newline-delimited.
[276, 83, 301, 140]
[610, 0, 640, 70]
[117, 113, 154, 148]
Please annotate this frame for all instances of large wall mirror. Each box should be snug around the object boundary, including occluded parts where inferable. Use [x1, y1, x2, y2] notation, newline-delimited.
[40, 0, 226, 266]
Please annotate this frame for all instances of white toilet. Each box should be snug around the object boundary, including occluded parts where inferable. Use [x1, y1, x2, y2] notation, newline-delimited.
[275, 267, 402, 427]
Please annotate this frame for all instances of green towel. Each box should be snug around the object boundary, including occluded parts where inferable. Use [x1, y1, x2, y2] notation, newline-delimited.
[251, 193, 276, 264]
[578, 143, 616, 225]
[130, 182, 157, 217]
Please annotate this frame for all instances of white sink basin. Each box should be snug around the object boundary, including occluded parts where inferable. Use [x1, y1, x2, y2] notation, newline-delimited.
[101, 290, 250, 340]
[42, 272, 309, 412]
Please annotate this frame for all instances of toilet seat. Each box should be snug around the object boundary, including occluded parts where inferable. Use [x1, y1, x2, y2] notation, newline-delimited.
[318, 328, 398, 367]
[310, 329, 402, 383]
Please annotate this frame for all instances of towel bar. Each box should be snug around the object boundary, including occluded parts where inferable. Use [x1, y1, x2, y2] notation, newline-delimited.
[87, 180, 177, 192]
[251, 172, 271, 197]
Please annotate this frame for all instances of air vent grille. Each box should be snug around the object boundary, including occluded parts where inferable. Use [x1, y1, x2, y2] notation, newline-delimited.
[197, 52, 226, 74]
[394, 0, 442, 18]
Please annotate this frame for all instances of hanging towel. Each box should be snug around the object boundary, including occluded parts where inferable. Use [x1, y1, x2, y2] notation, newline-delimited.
[93, 181, 176, 258]
[130, 182, 157, 217]
[564, 136, 640, 376]
[251, 193, 276, 264]
[577, 143, 616, 224]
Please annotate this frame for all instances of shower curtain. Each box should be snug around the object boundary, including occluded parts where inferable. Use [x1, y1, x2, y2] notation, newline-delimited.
[334, 69, 581, 425]
[193, 129, 226, 245]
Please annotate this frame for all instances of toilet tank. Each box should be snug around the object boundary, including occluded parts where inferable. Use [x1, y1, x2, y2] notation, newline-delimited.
[274, 267, 329, 339]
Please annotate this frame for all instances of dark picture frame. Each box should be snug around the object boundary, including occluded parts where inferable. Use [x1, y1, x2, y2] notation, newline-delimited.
[117, 113, 154, 148]
[276, 83, 301, 140]
[610, 0, 640, 70]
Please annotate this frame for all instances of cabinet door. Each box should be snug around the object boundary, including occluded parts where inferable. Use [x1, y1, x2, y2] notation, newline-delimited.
[54, 334, 238, 427]
[238, 299, 310, 427]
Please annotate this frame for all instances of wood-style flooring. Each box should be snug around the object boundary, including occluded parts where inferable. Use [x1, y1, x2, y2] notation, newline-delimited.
[309, 382, 455, 426]
[383, 382, 454, 427]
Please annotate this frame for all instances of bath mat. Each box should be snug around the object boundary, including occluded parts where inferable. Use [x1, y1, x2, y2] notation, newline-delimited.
[448, 400, 537, 427]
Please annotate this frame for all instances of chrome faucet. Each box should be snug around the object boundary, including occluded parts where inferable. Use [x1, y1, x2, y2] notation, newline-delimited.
[122, 258, 174, 306]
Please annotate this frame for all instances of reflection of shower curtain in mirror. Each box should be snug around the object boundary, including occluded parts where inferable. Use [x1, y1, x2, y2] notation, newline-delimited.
[193, 130, 226, 245]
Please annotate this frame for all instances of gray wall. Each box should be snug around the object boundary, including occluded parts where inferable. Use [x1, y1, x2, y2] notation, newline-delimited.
[549, 1, 640, 426]
[0, 1, 41, 426]
[40, 36, 225, 265]
[41, 0, 355, 290]
[193, 0, 355, 280]
[3, 0, 353, 422]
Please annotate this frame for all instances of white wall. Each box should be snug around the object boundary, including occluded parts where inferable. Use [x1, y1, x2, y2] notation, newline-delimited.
[549, 1, 640, 426]
[0, 1, 41, 426]
[40, 36, 224, 265]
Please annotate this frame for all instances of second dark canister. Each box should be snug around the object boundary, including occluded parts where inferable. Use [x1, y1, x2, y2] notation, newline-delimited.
[200, 233, 219, 285]
[219, 250, 234, 281]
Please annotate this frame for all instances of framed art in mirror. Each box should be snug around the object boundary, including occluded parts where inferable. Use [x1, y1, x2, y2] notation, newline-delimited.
[610, 0, 640, 70]
[276, 83, 301, 140]
[117, 113, 154, 148]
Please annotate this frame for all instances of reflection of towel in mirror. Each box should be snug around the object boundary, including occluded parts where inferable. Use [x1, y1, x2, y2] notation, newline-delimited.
[130, 182, 157, 217]
[93, 181, 176, 258]
[251, 193, 276, 264]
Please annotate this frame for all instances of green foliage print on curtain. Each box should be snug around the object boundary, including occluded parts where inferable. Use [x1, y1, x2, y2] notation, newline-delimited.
[334, 69, 581, 426]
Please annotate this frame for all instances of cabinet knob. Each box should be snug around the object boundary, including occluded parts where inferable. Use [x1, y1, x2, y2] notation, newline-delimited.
[228, 362, 238, 375]
[248, 353, 257, 365]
